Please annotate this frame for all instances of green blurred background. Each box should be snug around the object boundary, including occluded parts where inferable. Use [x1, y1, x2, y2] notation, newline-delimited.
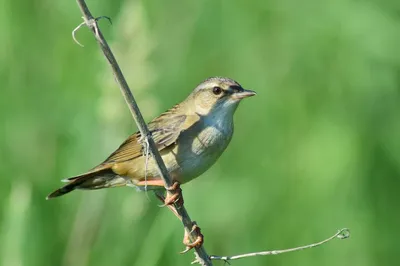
[1, 0, 400, 265]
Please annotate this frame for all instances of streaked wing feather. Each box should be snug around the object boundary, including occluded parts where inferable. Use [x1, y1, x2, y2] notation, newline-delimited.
[104, 133, 143, 162]
[151, 115, 186, 147]
[102, 113, 187, 164]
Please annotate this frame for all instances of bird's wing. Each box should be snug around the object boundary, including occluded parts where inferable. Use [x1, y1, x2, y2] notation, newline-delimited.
[101, 104, 191, 165]
[64, 106, 193, 181]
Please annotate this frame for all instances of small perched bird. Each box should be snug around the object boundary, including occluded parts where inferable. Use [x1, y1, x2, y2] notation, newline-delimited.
[47, 77, 255, 199]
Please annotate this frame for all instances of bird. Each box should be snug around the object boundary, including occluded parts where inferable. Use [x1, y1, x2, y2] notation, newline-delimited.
[47, 77, 256, 200]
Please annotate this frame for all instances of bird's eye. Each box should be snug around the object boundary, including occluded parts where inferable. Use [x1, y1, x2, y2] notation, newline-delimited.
[212, 86, 222, 95]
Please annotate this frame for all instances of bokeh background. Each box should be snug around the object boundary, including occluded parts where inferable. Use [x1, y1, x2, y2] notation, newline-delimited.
[1, 0, 400, 265]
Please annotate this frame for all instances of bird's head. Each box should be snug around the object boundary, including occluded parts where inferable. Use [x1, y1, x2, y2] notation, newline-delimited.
[188, 77, 256, 117]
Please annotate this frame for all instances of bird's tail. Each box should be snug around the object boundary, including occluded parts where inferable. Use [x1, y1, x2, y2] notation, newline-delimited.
[46, 168, 126, 199]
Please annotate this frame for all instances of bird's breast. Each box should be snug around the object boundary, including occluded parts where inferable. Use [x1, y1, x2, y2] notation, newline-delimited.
[171, 117, 234, 183]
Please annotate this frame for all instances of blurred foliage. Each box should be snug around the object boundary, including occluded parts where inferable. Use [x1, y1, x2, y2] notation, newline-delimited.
[1, 0, 400, 265]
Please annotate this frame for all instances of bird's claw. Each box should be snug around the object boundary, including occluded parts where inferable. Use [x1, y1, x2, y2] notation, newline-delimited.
[159, 182, 184, 208]
[180, 222, 204, 254]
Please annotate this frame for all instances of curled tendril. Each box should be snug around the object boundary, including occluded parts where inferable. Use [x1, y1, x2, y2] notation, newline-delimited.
[72, 16, 113, 47]
[95, 16, 112, 25]
[337, 228, 350, 239]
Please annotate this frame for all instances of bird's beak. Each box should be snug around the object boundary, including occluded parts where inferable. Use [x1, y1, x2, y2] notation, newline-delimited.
[232, 89, 257, 100]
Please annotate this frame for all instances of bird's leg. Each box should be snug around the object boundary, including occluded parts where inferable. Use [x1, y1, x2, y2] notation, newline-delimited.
[137, 179, 184, 208]
[180, 221, 204, 254]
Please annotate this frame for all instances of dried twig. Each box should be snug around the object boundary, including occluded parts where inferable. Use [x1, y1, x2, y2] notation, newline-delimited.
[209, 228, 350, 262]
[73, 0, 212, 265]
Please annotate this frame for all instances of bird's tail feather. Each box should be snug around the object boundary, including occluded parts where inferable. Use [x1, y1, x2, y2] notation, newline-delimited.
[46, 168, 126, 199]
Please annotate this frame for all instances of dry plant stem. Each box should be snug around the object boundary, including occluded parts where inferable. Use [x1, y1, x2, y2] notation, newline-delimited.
[73, 1, 212, 265]
[209, 228, 350, 262]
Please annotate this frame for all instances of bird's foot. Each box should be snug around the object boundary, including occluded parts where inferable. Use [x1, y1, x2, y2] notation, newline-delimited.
[180, 222, 204, 254]
[161, 181, 184, 207]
